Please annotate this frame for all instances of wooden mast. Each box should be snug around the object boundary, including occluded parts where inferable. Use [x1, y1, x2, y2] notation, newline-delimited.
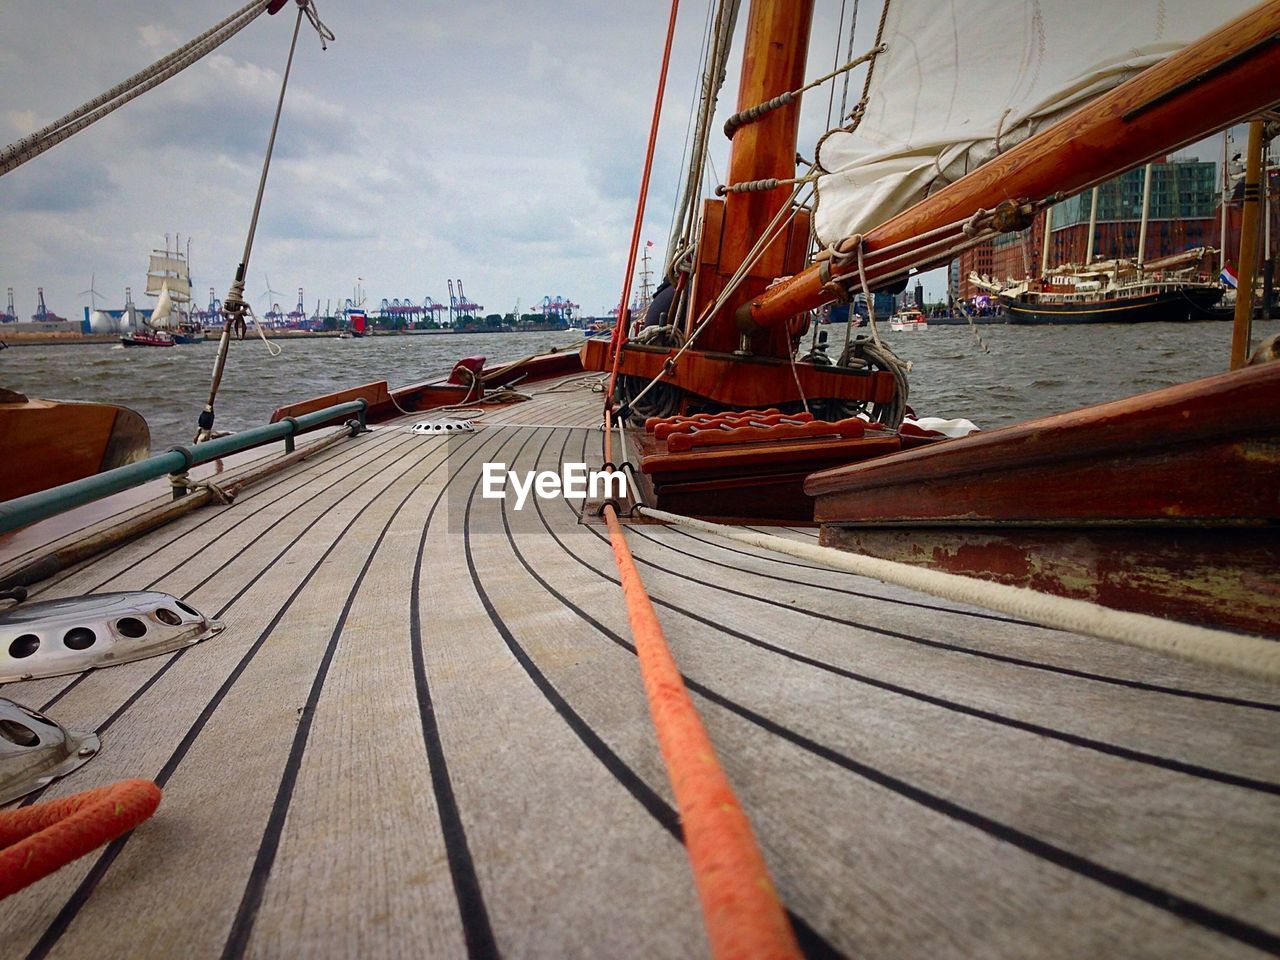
[735, 0, 1280, 335]
[697, 0, 814, 356]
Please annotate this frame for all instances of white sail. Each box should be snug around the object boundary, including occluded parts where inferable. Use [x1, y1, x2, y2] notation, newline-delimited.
[146, 274, 191, 298]
[813, 0, 1256, 246]
[148, 255, 188, 277]
[150, 283, 173, 329]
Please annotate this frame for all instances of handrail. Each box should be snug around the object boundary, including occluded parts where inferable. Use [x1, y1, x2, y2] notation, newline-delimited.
[0, 399, 367, 535]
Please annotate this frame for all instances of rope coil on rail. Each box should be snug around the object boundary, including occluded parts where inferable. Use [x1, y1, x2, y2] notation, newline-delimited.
[0, 780, 162, 899]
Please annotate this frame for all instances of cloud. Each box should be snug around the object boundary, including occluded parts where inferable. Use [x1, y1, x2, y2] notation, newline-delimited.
[0, 150, 116, 212]
[1, 0, 878, 326]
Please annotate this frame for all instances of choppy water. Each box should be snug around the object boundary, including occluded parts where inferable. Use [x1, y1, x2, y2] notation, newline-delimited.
[1, 321, 1273, 451]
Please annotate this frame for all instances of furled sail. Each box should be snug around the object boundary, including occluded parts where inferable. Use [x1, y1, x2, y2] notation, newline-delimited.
[813, 0, 1257, 246]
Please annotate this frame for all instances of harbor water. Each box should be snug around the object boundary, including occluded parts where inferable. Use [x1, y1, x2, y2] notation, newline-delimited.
[1, 321, 1274, 452]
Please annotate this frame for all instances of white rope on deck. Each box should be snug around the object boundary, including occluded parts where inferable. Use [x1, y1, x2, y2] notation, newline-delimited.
[636, 506, 1280, 684]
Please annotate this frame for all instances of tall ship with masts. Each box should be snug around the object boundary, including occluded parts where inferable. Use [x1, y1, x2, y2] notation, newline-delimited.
[2, 1, 1279, 957]
[120, 239, 206, 346]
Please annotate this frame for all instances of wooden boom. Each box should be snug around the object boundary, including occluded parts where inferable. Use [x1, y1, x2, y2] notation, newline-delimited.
[736, 0, 1280, 334]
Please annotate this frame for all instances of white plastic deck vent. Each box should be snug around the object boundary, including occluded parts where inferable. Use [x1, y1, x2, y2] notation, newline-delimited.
[411, 418, 476, 435]
[0, 698, 99, 804]
[0, 592, 224, 682]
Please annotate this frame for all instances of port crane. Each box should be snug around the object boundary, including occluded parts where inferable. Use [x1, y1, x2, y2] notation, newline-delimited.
[32, 288, 66, 322]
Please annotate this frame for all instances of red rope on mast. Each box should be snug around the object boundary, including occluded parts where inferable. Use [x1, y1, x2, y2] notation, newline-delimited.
[605, 0, 682, 406]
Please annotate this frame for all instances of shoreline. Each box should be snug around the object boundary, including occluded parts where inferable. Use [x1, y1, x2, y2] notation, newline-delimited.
[0, 327, 580, 347]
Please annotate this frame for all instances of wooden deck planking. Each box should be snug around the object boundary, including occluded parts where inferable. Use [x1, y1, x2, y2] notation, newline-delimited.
[0, 428, 423, 717]
[1, 377, 1277, 959]
[408, 426, 706, 958]
[501, 428, 1280, 957]
[1, 434, 452, 956]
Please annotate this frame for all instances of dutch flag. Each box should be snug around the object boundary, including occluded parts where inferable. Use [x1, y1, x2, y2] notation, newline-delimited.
[1220, 262, 1239, 289]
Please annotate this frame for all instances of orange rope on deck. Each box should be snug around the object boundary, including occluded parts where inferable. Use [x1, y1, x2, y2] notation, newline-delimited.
[0, 779, 162, 899]
[597, 429, 800, 957]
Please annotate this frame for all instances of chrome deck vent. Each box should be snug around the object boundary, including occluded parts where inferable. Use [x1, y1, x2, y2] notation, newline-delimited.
[0, 699, 99, 804]
[411, 418, 476, 435]
[0, 591, 224, 682]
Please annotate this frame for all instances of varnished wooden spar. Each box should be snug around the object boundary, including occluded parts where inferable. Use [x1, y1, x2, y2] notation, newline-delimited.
[700, 0, 814, 358]
[737, 0, 1280, 334]
[804, 362, 1280, 636]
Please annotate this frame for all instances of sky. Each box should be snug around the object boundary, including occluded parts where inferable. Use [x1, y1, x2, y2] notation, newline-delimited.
[0, 0, 911, 322]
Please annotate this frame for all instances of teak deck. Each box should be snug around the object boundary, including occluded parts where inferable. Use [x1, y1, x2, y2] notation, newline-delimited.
[1, 376, 1278, 959]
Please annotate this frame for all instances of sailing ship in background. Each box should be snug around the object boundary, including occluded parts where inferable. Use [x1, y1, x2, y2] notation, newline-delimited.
[1, 0, 1280, 957]
[973, 247, 1226, 324]
[119, 241, 205, 347]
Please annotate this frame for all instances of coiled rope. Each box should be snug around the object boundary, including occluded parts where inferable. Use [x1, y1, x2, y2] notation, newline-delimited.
[636, 507, 1280, 684]
[0, 780, 162, 899]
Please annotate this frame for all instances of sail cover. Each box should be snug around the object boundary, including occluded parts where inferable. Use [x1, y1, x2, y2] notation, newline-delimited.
[813, 0, 1255, 245]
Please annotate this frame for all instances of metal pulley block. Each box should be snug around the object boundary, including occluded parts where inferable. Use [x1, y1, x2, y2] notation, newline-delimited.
[0, 699, 99, 804]
[0, 592, 224, 683]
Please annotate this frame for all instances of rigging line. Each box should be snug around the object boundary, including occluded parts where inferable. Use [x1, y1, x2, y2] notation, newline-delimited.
[667, 0, 717, 255]
[824, 0, 849, 130]
[601, 505, 803, 958]
[846, 0, 892, 129]
[198, 3, 316, 443]
[668, 0, 741, 278]
[838, 0, 861, 120]
[502, 430, 847, 960]
[723, 45, 885, 140]
[619, 176, 815, 417]
[0, 0, 267, 176]
[605, 0, 683, 403]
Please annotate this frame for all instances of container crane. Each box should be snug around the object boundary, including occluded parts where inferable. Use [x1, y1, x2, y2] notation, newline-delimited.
[192, 287, 223, 327]
[288, 288, 307, 326]
[454, 279, 482, 318]
[32, 288, 66, 322]
[540, 295, 579, 321]
[423, 297, 447, 323]
[1, 288, 16, 323]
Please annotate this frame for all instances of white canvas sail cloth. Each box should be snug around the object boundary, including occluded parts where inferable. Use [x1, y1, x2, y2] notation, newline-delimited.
[150, 283, 173, 330]
[813, 0, 1255, 245]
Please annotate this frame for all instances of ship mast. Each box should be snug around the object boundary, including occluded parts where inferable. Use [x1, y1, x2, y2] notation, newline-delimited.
[695, 0, 814, 356]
